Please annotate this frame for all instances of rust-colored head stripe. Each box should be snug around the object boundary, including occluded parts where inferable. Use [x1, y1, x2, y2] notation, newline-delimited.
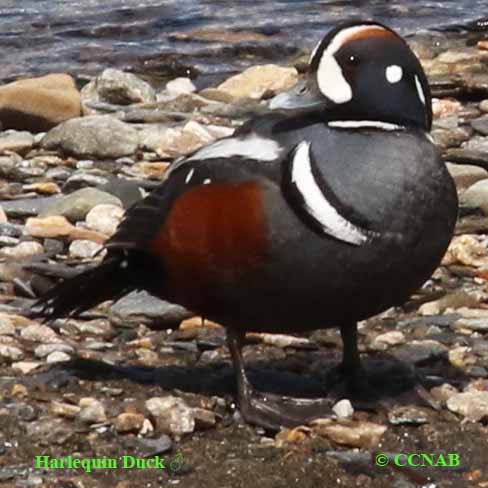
[339, 26, 401, 49]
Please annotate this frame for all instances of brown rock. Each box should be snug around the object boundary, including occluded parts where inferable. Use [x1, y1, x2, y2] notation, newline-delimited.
[446, 391, 488, 421]
[23, 182, 61, 195]
[25, 215, 107, 243]
[442, 235, 488, 267]
[114, 412, 145, 433]
[432, 98, 462, 119]
[446, 163, 488, 191]
[192, 408, 217, 429]
[312, 419, 386, 448]
[418, 291, 479, 315]
[477, 40, 488, 51]
[49, 400, 81, 419]
[158, 121, 217, 157]
[0, 74, 81, 132]
[217, 64, 298, 100]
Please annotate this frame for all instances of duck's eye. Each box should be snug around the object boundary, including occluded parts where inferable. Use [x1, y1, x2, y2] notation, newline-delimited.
[346, 55, 360, 66]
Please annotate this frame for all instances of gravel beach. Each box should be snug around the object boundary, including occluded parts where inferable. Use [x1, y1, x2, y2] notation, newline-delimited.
[1, 18, 488, 488]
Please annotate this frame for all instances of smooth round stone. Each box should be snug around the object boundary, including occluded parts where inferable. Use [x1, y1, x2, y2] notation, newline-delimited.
[46, 352, 70, 364]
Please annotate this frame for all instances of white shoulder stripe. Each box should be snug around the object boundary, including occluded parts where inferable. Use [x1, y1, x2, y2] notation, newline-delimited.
[291, 142, 373, 246]
[328, 120, 403, 131]
[186, 134, 282, 163]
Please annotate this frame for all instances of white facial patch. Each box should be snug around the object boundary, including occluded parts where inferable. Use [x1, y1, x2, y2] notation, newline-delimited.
[385, 65, 403, 84]
[415, 75, 426, 105]
[290, 141, 374, 245]
[316, 24, 389, 104]
[317, 52, 352, 104]
[185, 134, 282, 163]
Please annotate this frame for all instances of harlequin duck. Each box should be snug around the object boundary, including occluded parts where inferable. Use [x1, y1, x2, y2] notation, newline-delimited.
[33, 20, 458, 429]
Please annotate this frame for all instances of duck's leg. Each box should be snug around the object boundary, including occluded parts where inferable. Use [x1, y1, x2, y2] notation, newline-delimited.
[340, 322, 362, 375]
[227, 328, 332, 430]
[327, 322, 368, 387]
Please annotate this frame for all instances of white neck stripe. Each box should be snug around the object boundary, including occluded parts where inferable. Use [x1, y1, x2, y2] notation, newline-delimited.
[328, 120, 404, 131]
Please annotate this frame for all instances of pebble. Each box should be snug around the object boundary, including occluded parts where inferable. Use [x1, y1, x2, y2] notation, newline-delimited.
[166, 77, 196, 96]
[371, 331, 406, 350]
[25, 418, 73, 445]
[67, 319, 114, 338]
[312, 419, 386, 449]
[430, 383, 459, 404]
[0, 223, 22, 238]
[0, 130, 35, 155]
[392, 340, 447, 364]
[25, 215, 107, 243]
[0, 321, 15, 336]
[0, 344, 24, 360]
[446, 391, 488, 421]
[388, 406, 430, 425]
[69, 239, 103, 259]
[41, 187, 122, 222]
[447, 163, 488, 190]
[49, 401, 81, 419]
[157, 120, 219, 157]
[442, 235, 488, 268]
[41, 115, 140, 159]
[193, 408, 217, 429]
[454, 317, 488, 332]
[217, 64, 298, 99]
[480, 99, 488, 113]
[20, 324, 60, 343]
[332, 399, 354, 419]
[432, 98, 462, 118]
[418, 291, 479, 315]
[85, 203, 124, 236]
[34, 343, 74, 358]
[11, 361, 41, 374]
[0, 241, 43, 259]
[247, 333, 311, 348]
[45, 351, 71, 363]
[460, 179, 488, 214]
[23, 182, 61, 195]
[63, 172, 109, 192]
[88, 68, 157, 105]
[145, 396, 195, 436]
[471, 115, 488, 136]
[0, 195, 57, 218]
[78, 397, 107, 424]
[448, 346, 476, 368]
[114, 412, 145, 433]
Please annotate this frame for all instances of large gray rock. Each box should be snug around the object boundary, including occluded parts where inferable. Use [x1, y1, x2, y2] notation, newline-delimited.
[109, 290, 192, 328]
[41, 115, 140, 158]
[82, 68, 156, 105]
[40, 187, 122, 222]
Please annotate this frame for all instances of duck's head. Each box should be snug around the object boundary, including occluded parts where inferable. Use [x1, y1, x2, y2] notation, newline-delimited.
[270, 20, 432, 131]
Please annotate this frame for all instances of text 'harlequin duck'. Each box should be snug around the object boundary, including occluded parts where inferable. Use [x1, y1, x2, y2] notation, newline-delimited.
[33, 20, 458, 430]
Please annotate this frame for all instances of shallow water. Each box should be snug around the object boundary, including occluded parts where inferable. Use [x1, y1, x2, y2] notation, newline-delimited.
[1, 0, 487, 82]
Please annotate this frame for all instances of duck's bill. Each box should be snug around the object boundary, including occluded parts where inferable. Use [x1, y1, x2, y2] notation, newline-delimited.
[269, 79, 331, 111]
